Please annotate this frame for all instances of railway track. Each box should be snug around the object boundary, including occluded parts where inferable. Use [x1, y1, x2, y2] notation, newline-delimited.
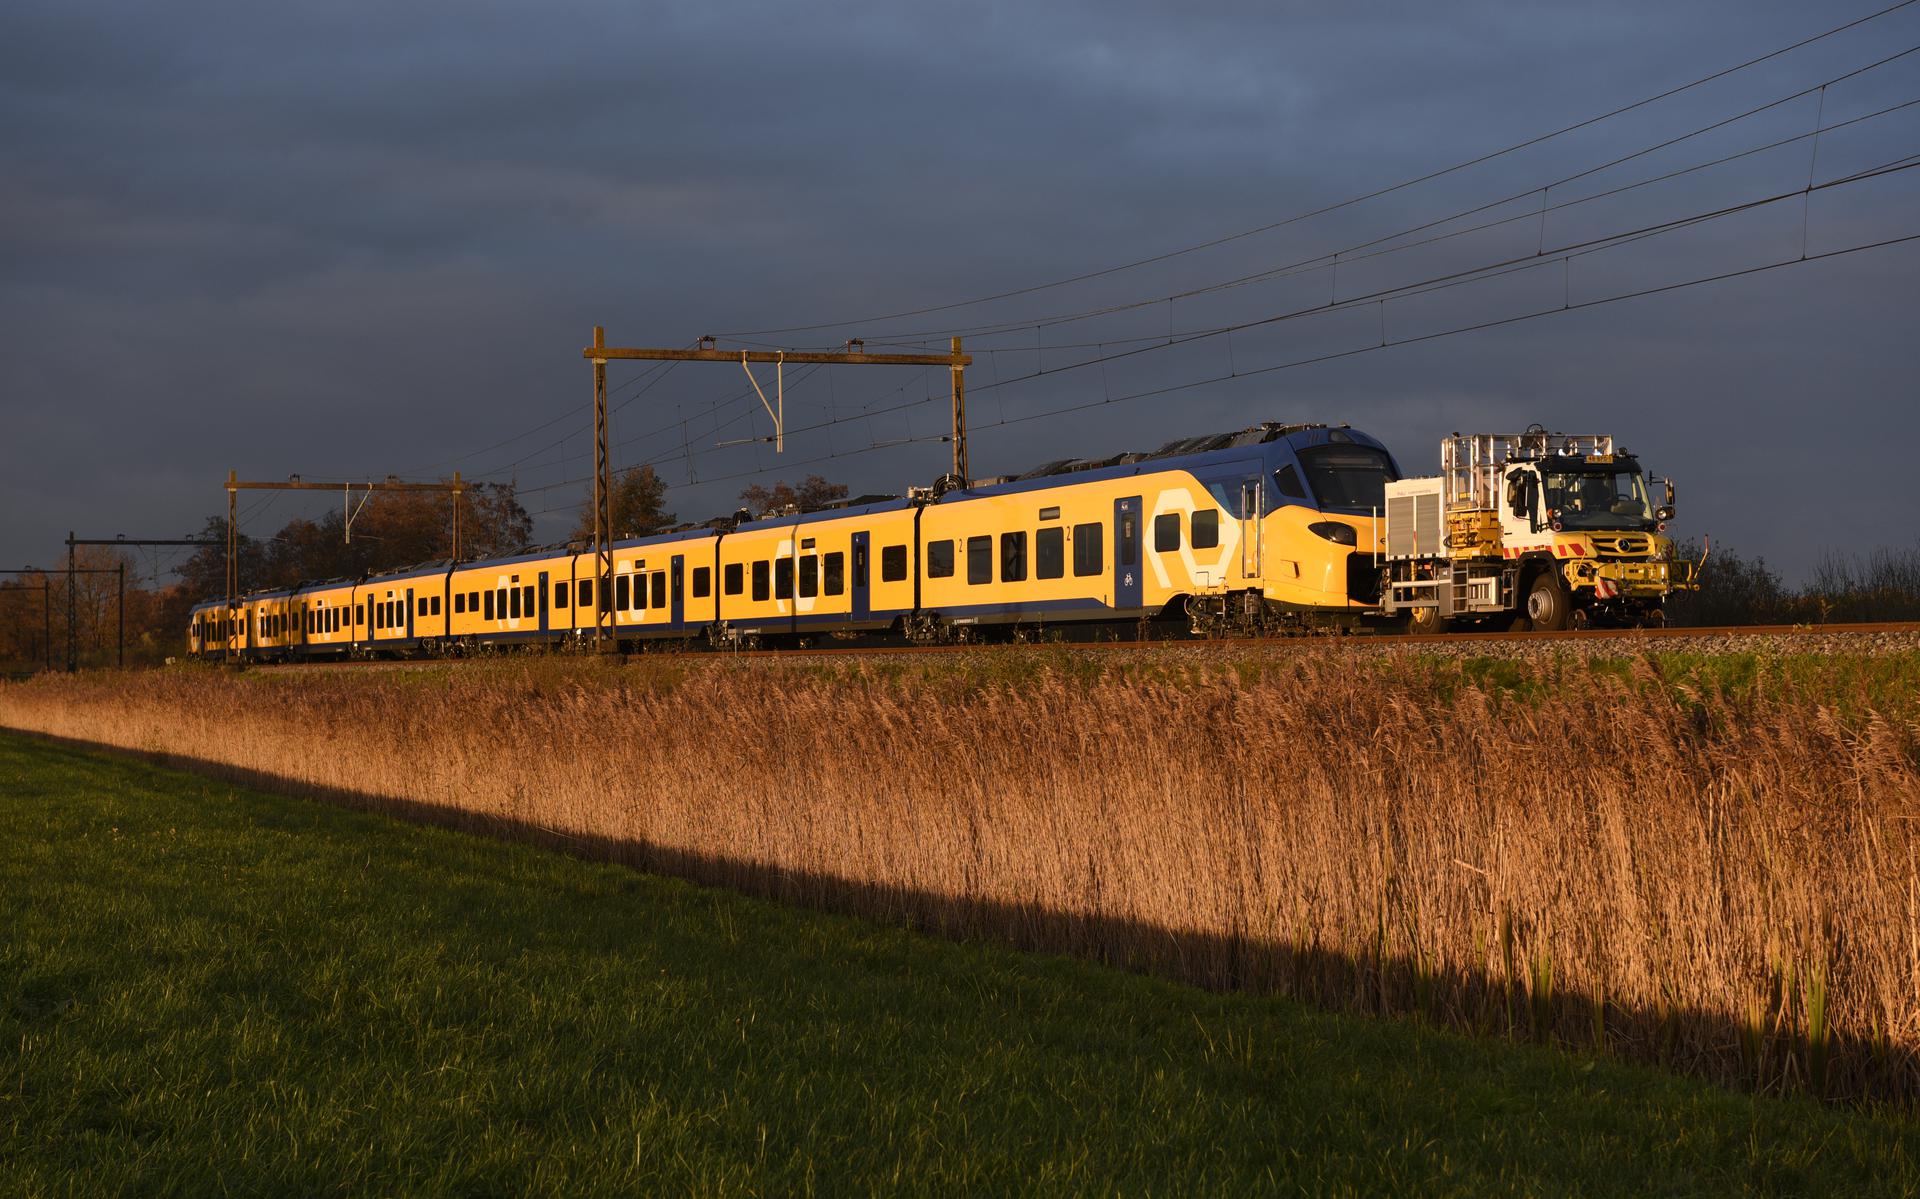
[248, 620, 1920, 670]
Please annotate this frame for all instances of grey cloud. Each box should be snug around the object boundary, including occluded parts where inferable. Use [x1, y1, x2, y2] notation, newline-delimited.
[1, 0, 1915, 580]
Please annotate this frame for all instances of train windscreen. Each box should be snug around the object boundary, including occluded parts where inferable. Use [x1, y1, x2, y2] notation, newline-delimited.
[1297, 445, 1398, 511]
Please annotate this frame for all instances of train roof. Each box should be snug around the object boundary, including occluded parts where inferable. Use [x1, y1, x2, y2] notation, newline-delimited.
[956, 421, 1390, 502]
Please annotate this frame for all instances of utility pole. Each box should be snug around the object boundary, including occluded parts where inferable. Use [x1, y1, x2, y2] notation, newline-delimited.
[949, 335, 968, 485]
[66, 532, 75, 672]
[221, 473, 465, 661]
[9, 566, 120, 673]
[591, 327, 612, 650]
[63, 536, 221, 670]
[580, 332, 972, 652]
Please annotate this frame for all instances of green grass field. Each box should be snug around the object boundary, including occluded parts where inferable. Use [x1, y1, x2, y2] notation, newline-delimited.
[2, 730, 1916, 1196]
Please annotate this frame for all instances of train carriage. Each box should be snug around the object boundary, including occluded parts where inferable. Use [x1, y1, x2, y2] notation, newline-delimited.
[715, 500, 917, 642]
[191, 421, 1403, 659]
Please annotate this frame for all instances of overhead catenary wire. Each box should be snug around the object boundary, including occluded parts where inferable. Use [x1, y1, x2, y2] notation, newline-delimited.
[529, 220, 1917, 518]
[833, 42, 1920, 348]
[389, 7, 1920, 519]
[623, 148, 1920, 463]
[719, 0, 1920, 338]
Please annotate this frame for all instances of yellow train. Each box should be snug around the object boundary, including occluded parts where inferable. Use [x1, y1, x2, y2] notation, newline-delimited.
[188, 422, 1403, 657]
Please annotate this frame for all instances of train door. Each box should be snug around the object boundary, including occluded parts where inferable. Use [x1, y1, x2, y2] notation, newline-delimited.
[850, 531, 870, 622]
[670, 555, 685, 627]
[1114, 496, 1142, 612]
[405, 588, 415, 641]
[538, 571, 550, 633]
[1240, 478, 1262, 579]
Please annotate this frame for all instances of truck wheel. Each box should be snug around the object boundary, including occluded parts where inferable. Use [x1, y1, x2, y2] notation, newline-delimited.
[1525, 572, 1571, 632]
[1407, 605, 1445, 635]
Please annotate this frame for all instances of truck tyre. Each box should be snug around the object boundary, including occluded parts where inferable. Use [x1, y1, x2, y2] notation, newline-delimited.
[1525, 571, 1571, 632]
[1407, 605, 1445, 635]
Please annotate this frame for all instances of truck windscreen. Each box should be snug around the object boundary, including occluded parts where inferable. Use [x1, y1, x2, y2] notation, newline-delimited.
[1298, 446, 1398, 510]
[1540, 466, 1653, 529]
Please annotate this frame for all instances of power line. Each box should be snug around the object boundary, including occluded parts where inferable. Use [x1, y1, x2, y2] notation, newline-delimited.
[719, 0, 1920, 337]
[522, 152, 1915, 513]
[668, 150, 1920, 456]
[576, 222, 1917, 515]
[843, 43, 1920, 347]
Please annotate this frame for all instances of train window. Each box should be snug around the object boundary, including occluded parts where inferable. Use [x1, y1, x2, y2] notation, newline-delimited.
[616, 574, 631, 611]
[416, 597, 426, 616]
[852, 546, 866, 589]
[881, 545, 907, 582]
[579, 579, 592, 609]
[555, 583, 569, 609]
[774, 558, 794, 600]
[484, 590, 496, 620]
[634, 574, 647, 610]
[1037, 527, 1064, 579]
[752, 560, 770, 602]
[598, 578, 612, 612]
[1191, 509, 1220, 550]
[523, 585, 535, 615]
[724, 563, 744, 596]
[1120, 516, 1137, 566]
[454, 593, 465, 614]
[431, 596, 442, 616]
[967, 536, 993, 585]
[1154, 513, 1181, 553]
[1000, 532, 1026, 582]
[799, 555, 819, 598]
[1073, 523, 1103, 576]
[925, 540, 954, 578]
[1274, 464, 1307, 500]
[824, 552, 844, 596]
[651, 572, 666, 609]
[356, 604, 365, 626]
[510, 587, 523, 619]
[692, 566, 711, 598]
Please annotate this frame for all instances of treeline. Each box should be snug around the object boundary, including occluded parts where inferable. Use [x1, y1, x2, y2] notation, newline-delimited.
[1666, 541, 1920, 626]
[0, 548, 177, 672]
[174, 483, 533, 602]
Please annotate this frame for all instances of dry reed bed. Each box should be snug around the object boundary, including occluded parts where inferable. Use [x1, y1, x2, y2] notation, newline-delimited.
[5, 651, 1917, 1101]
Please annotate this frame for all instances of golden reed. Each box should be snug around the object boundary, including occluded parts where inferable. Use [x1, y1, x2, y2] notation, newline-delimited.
[5, 649, 1915, 1101]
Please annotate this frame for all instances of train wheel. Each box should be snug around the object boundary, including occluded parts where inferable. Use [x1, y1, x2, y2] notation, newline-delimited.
[1525, 572, 1571, 632]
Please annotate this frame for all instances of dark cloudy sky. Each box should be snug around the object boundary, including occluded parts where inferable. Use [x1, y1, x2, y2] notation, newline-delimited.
[4, 0, 1916, 583]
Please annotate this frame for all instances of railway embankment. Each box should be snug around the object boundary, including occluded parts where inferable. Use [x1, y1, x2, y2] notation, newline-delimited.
[4, 640, 1918, 1102]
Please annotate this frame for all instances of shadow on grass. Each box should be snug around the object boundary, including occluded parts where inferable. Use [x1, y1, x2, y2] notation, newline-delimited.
[18, 728, 1916, 1108]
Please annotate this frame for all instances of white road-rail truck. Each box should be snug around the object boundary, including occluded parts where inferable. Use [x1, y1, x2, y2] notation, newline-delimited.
[1378, 428, 1698, 631]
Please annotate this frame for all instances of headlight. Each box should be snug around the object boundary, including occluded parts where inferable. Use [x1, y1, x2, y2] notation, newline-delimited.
[1307, 521, 1357, 545]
